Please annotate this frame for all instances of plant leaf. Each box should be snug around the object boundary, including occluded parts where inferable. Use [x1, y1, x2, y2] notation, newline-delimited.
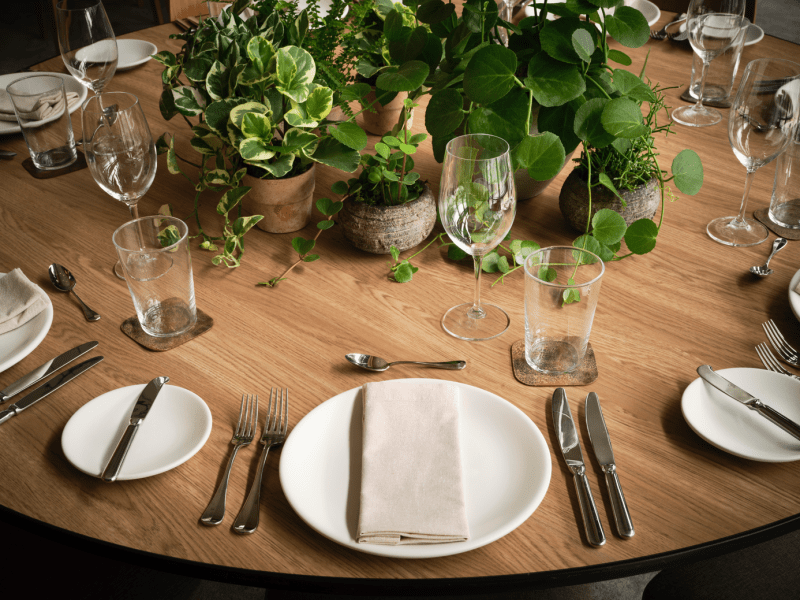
[671, 149, 704, 195]
[425, 88, 464, 138]
[291, 236, 316, 256]
[463, 45, 517, 104]
[376, 60, 430, 92]
[601, 97, 649, 139]
[624, 218, 658, 254]
[591, 208, 627, 245]
[329, 122, 368, 151]
[574, 97, 615, 147]
[604, 6, 649, 48]
[311, 138, 361, 172]
[572, 28, 594, 63]
[512, 132, 566, 181]
[607, 49, 632, 66]
[524, 53, 586, 107]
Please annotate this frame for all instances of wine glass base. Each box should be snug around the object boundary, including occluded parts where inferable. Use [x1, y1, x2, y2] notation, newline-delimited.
[672, 104, 721, 127]
[707, 216, 769, 247]
[113, 260, 126, 280]
[442, 303, 510, 341]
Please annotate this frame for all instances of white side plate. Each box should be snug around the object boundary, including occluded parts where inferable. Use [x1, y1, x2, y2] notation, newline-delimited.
[789, 268, 800, 321]
[0, 273, 53, 374]
[0, 73, 88, 136]
[116, 39, 158, 71]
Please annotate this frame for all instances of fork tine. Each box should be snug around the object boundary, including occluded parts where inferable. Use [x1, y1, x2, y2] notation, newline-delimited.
[763, 321, 798, 362]
[767, 320, 798, 356]
[234, 394, 247, 436]
[249, 394, 258, 437]
[282, 388, 289, 434]
[757, 343, 789, 374]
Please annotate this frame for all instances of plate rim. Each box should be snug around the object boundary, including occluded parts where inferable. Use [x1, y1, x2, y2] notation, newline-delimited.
[116, 39, 158, 71]
[0, 272, 53, 374]
[0, 72, 88, 135]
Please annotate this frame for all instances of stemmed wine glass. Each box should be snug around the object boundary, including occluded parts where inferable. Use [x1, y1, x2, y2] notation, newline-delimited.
[82, 92, 157, 278]
[707, 58, 800, 246]
[672, 0, 745, 127]
[55, 0, 118, 96]
[439, 134, 516, 341]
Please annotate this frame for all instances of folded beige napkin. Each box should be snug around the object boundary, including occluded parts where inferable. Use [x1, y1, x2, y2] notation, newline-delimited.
[0, 89, 80, 123]
[357, 380, 470, 545]
[0, 269, 50, 335]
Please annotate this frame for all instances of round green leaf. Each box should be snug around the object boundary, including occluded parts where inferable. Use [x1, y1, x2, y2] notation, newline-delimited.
[311, 138, 361, 173]
[376, 61, 430, 92]
[467, 87, 529, 149]
[574, 98, 615, 148]
[671, 149, 704, 195]
[591, 208, 627, 245]
[572, 234, 604, 259]
[329, 122, 368, 151]
[607, 49, 632, 66]
[512, 132, 566, 181]
[572, 29, 594, 63]
[425, 89, 464, 138]
[624, 218, 658, 254]
[525, 53, 586, 108]
[601, 97, 649, 139]
[463, 45, 518, 104]
[604, 6, 649, 48]
[540, 17, 588, 64]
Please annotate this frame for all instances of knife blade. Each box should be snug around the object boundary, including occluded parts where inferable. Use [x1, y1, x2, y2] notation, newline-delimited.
[101, 376, 169, 482]
[585, 392, 635, 539]
[0, 341, 99, 403]
[0, 356, 104, 425]
[697, 365, 800, 441]
[552, 388, 606, 547]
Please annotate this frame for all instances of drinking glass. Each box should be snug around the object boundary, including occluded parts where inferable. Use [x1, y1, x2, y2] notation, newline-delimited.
[82, 92, 157, 277]
[55, 0, 118, 95]
[439, 134, 516, 341]
[672, 0, 745, 127]
[707, 58, 800, 247]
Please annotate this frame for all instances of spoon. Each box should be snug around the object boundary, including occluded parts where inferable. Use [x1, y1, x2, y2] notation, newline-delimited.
[48, 263, 101, 321]
[750, 237, 787, 277]
[0, 150, 16, 159]
[345, 353, 466, 372]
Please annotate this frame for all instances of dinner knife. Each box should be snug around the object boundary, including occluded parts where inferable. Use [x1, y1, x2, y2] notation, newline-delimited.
[552, 388, 606, 547]
[697, 365, 800, 442]
[585, 392, 635, 539]
[101, 376, 169, 483]
[0, 356, 104, 425]
[0, 341, 99, 403]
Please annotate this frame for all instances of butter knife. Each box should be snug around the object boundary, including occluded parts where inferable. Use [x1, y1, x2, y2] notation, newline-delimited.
[697, 365, 800, 441]
[101, 376, 169, 482]
[585, 392, 635, 539]
[552, 388, 606, 547]
[0, 356, 104, 425]
[0, 341, 99, 403]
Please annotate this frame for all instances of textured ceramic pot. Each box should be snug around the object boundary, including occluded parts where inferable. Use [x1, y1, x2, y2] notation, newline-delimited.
[558, 169, 660, 232]
[339, 184, 436, 254]
[243, 164, 316, 233]
[356, 90, 414, 136]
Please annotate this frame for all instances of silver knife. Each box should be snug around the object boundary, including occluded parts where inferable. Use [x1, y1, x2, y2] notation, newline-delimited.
[552, 387, 606, 547]
[585, 392, 635, 539]
[101, 376, 169, 482]
[0, 356, 104, 425]
[0, 341, 99, 403]
[697, 365, 800, 441]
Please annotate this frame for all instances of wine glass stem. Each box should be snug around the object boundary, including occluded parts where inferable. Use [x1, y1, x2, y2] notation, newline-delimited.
[470, 255, 486, 320]
[693, 58, 711, 111]
[733, 167, 757, 227]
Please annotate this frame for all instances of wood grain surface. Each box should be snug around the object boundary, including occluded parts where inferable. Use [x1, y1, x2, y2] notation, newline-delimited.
[1, 13, 799, 592]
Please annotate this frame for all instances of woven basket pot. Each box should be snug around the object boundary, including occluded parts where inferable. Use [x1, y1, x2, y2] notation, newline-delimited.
[243, 164, 316, 234]
[339, 184, 436, 254]
[356, 90, 414, 136]
[558, 169, 660, 233]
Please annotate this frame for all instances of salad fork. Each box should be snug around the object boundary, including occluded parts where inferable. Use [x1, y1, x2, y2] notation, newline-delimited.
[762, 320, 800, 367]
[200, 394, 257, 526]
[756, 343, 800, 381]
[232, 388, 289, 534]
[650, 13, 687, 40]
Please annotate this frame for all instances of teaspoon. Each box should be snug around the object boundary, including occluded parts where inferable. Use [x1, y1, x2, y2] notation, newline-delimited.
[750, 237, 787, 277]
[48, 263, 101, 321]
[345, 353, 466, 372]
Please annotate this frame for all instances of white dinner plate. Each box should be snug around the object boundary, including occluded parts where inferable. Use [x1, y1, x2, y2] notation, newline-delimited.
[0, 72, 88, 136]
[682, 367, 800, 462]
[789, 268, 800, 321]
[677, 22, 764, 46]
[0, 273, 53, 374]
[62, 384, 212, 480]
[279, 379, 552, 559]
[116, 39, 158, 71]
[525, 0, 660, 27]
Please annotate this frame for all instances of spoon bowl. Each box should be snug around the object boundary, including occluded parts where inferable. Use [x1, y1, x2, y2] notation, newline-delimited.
[48, 263, 101, 321]
[750, 237, 787, 277]
[345, 353, 466, 372]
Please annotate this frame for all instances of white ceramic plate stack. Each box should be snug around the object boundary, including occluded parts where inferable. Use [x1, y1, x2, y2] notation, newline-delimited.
[0, 73, 87, 136]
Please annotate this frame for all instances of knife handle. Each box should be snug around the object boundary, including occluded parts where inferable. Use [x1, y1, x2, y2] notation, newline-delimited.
[753, 402, 800, 441]
[0, 407, 17, 425]
[573, 470, 606, 547]
[603, 465, 635, 538]
[101, 423, 139, 482]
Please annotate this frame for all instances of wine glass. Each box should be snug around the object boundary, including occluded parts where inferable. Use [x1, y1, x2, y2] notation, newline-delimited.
[439, 134, 516, 341]
[672, 0, 745, 127]
[707, 58, 800, 247]
[82, 92, 157, 278]
[55, 0, 118, 95]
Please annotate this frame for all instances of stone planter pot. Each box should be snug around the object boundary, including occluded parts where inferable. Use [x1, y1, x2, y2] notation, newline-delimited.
[515, 148, 576, 201]
[243, 164, 316, 233]
[558, 169, 660, 233]
[338, 184, 436, 254]
[356, 90, 414, 136]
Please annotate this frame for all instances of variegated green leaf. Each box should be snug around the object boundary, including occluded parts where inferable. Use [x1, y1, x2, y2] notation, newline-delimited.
[229, 101, 270, 130]
[206, 60, 229, 101]
[247, 153, 295, 178]
[239, 137, 275, 161]
[275, 46, 315, 103]
[304, 86, 333, 121]
[241, 112, 273, 139]
[283, 128, 318, 157]
[171, 86, 206, 116]
[167, 137, 180, 175]
[284, 103, 318, 128]
[246, 36, 274, 72]
[205, 169, 231, 186]
[217, 186, 251, 215]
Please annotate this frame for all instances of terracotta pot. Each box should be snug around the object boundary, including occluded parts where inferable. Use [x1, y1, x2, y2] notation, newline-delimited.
[356, 90, 414, 136]
[243, 164, 316, 233]
[558, 169, 660, 233]
[515, 148, 576, 201]
[338, 184, 436, 254]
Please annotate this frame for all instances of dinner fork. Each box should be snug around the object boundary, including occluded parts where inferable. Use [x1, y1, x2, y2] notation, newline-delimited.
[232, 388, 289, 534]
[200, 394, 257, 526]
[650, 13, 686, 40]
[755, 343, 800, 381]
[762, 320, 800, 367]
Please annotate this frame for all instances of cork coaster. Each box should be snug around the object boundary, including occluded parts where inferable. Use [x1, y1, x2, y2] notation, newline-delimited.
[22, 150, 87, 179]
[679, 88, 732, 109]
[510, 339, 598, 386]
[121, 307, 213, 351]
[754, 207, 800, 240]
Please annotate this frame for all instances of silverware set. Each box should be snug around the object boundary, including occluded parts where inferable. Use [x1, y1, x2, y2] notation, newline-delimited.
[755, 319, 800, 381]
[200, 388, 289, 533]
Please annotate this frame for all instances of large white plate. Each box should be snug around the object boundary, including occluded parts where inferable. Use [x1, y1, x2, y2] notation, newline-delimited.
[789, 268, 800, 321]
[116, 39, 158, 71]
[682, 367, 800, 462]
[0, 273, 53, 374]
[677, 21, 764, 46]
[525, 0, 660, 27]
[62, 384, 212, 480]
[279, 379, 552, 558]
[0, 72, 88, 136]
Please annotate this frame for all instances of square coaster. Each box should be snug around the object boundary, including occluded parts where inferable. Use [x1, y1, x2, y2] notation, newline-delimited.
[510, 339, 598, 386]
[754, 207, 800, 240]
[121, 307, 213, 351]
[22, 149, 87, 179]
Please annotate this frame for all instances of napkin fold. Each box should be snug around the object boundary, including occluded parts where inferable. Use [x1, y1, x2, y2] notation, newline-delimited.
[357, 380, 470, 545]
[0, 269, 50, 335]
[0, 89, 80, 123]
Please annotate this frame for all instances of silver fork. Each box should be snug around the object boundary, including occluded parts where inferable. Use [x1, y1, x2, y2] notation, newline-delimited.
[650, 13, 687, 40]
[756, 343, 800, 381]
[232, 388, 289, 534]
[762, 319, 800, 367]
[200, 394, 258, 526]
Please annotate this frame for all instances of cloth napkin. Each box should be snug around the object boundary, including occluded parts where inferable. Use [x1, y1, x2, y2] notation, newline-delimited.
[357, 380, 470, 545]
[0, 89, 80, 123]
[0, 269, 50, 335]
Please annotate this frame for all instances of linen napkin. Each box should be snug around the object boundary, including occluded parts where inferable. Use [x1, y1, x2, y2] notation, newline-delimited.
[0, 89, 80, 123]
[357, 380, 470, 545]
[0, 269, 50, 335]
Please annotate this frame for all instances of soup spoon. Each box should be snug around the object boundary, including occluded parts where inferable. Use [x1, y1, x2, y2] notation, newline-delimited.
[345, 353, 466, 372]
[48, 263, 101, 321]
[750, 237, 787, 277]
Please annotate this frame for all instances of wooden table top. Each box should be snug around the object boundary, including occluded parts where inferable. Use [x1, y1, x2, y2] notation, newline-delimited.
[1, 13, 800, 594]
